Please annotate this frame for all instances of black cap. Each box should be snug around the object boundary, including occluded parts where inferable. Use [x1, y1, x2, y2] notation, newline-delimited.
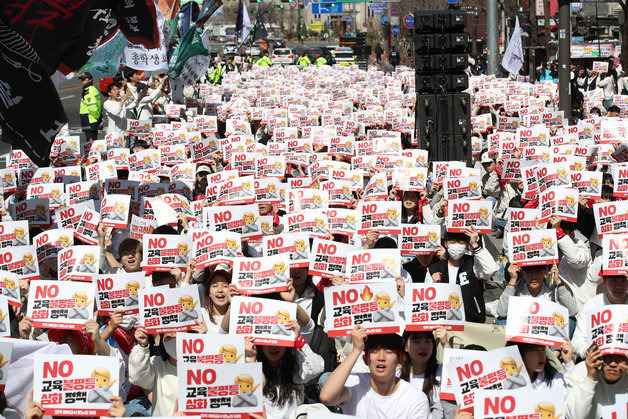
[78, 71, 93, 80]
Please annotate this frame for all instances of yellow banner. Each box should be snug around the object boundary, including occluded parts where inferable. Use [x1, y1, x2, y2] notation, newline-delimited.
[309, 23, 325, 31]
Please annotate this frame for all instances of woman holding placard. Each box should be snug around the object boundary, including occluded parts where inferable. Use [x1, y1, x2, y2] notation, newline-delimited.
[201, 270, 233, 334]
[508, 341, 574, 393]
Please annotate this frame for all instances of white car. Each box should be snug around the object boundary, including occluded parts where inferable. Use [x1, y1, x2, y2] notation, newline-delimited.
[222, 43, 239, 55]
[272, 48, 295, 65]
[245, 46, 262, 57]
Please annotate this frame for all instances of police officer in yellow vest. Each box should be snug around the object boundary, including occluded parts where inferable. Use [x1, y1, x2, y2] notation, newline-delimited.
[316, 55, 327, 68]
[208, 58, 225, 84]
[256, 51, 273, 67]
[78, 71, 102, 142]
[296, 53, 311, 67]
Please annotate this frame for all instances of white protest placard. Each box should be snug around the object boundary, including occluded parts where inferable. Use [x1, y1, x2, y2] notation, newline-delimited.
[506, 208, 545, 232]
[139, 284, 202, 334]
[142, 234, 193, 272]
[191, 230, 241, 270]
[0, 341, 12, 389]
[27, 280, 95, 329]
[0, 245, 39, 281]
[218, 176, 256, 206]
[0, 271, 22, 306]
[308, 238, 353, 279]
[571, 170, 603, 199]
[505, 296, 570, 347]
[594, 201, 628, 238]
[204, 206, 263, 242]
[127, 119, 152, 136]
[74, 209, 100, 245]
[357, 201, 401, 235]
[539, 187, 579, 223]
[232, 254, 291, 294]
[0, 220, 29, 248]
[0, 296, 9, 337]
[34, 228, 73, 263]
[447, 346, 531, 412]
[324, 208, 359, 236]
[404, 283, 465, 331]
[441, 348, 484, 400]
[475, 389, 566, 419]
[33, 354, 119, 416]
[229, 296, 297, 347]
[288, 189, 329, 212]
[601, 394, 628, 419]
[177, 333, 246, 364]
[58, 245, 100, 282]
[324, 282, 400, 337]
[11, 198, 50, 227]
[593, 60, 609, 72]
[508, 229, 559, 266]
[100, 194, 131, 229]
[602, 234, 628, 275]
[444, 177, 483, 200]
[65, 181, 101, 206]
[285, 210, 330, 238]
[447, 199, 494, 234]
[345, 249, 401, 284]
[400, 224, 440, 256]
[27, 183, 65, 209]
[178, 362, 263, 417]
[263, 232, 311, 269]
[321, 180, 354, 207]
[586, 305, 628, 356]
[392, 167, 428, 191]
[129, 214, 157, 240]
[363, 172, 389, 200]
[94, 273, 146, 315]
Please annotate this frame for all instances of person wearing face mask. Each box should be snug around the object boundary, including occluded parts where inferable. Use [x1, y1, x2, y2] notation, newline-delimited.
[424, 228, 499, 323]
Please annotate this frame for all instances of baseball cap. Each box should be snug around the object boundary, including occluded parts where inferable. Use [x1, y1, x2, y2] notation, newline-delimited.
[196, 165, 212, 175]
[77, 71, 93, 80]
[480, 152, 493, 164]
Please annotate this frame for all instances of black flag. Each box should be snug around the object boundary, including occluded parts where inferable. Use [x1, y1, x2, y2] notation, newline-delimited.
[252, 15, 267, 42]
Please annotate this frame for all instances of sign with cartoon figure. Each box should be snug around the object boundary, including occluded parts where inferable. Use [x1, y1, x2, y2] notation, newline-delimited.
[324, 282, 401, 337]
[505, 296, 570, 347]
[447, 199, 494, 234]
[601, 234, 628, 275]
[100, 195, 131, 229]
[58, 245, 100, 281]
[178, 362, 263, 417]
[262, 232, 311, 269]
[0, 341, 12, 390]
[508, 229, 559, 266]
[139, 284, 203, 334]
[0, 296, 9, 337]
[0, 271, 22, 306]
[404, 283, 465, 331]
[345, 249, 401, 283]
[203, 206, 263, 241]
[191, 230, 242, 269]
[0, 245, 40, 281]
[357, 201, 402, 235]
[231, 254, 291, 294]
[177, 333, 246, 364]
[400, 224, 441, 255]
[308, 238, 353, 279]
[586, 305, 628, 356]
[229, 296, 297, 346]
[33, 354, 120, 416]
[142, 234, 193, 272]
[94, 273, 146, 315]
[447, 346, 532, 411]
[475, 389, 566, 419]
[0, 221, 30, 248]
[27, 280, 95, 329]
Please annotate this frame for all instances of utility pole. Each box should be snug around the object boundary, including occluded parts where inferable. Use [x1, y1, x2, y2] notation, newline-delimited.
[487, 0, 499, 74]
[558, 0, 571, 120]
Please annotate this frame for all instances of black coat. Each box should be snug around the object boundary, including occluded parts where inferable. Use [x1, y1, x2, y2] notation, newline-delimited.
[427, 254, 486, 323]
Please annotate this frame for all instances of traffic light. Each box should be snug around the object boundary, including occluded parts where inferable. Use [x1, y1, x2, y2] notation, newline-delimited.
[280, 4, 284, 8]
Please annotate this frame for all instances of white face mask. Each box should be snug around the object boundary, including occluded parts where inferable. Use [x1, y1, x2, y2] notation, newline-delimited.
[447, 243, 467, 260]
[119, 314, 138, 331]
[164, 338, 177, 359]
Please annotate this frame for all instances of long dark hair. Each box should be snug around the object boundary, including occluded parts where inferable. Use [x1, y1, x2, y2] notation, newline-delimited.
[509, 342, 556, 385]
[400, 331, 440, 405]
[256, 346, 298, 407]
[203, 270, 232, 324]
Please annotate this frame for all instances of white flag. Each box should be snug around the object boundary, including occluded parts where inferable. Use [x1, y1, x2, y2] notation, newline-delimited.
[502, 17, 524, 75]
[241, 2, 252, 43]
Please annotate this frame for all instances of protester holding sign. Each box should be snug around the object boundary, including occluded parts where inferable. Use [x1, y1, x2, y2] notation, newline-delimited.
[320, 326, 431, 418]
[508, 341, 574, 393]
[426, 229, 499, 323]
[200, 270, 233, 334]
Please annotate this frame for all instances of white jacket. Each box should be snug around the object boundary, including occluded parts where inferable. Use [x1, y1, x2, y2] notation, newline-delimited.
[557, 231, 593, 313]
[103, 99, 127, 137]
[128, 345, 178, 417]
[566, 360, 628, 419]
[264, 344, 324, 419]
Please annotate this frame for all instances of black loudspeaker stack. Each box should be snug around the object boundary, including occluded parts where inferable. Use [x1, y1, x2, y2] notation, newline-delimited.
[414, 10, 471, 163]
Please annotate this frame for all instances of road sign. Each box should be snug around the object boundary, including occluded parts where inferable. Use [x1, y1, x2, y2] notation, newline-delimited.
[446, 0, 459, 4]
[363, 22, 367, 27]
[391, 25, 399, 35]
[311, 2, 343, 14]
[374, 10, 383, 15]
[403, 14, 414, 29]
[390, 7, 399, 16]
[379, 16, 389, 23]
[343, 16, 352, 22]
[290, 0, 297, 7]
[390, 16, 399, 25]
[368, 3, 389, 10]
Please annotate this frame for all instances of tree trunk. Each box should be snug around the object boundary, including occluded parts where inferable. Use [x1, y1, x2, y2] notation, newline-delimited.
[542, 0, 551, 45]
[529, 0, 538, 81]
